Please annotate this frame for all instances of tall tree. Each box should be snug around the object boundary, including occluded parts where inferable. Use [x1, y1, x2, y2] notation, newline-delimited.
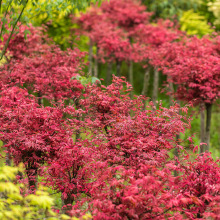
[154, 36, 220, 152]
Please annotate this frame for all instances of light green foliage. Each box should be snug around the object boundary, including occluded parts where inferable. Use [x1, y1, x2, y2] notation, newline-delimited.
[180, 9, 214, 37]
[72, 75, 101, 86]
[0, 165, 91, 220]
[208, 0, 220, 26]
[1, 0, 102, 25]
[29, 2, 101, 50]
[45, 15, 75, 50]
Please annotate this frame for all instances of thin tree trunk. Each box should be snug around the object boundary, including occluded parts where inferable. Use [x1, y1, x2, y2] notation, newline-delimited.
[152, 68, 159, 106]
[128, 36, 133, 97]
[174, 134, 180, 177]
[168, 81, 174, 107]
[5, 152, 11, 166]
[128, 60, 133, 86]
[3, 140, 11, 166]
[128, 60, 133, 98]
[94, 46, 98, 77]
[174, 100, 181, 176]
[141, 68, 150, 96]
[204, 103, 212, 152]
[89, 38, 93, 75]
[141, 68, 150, 110]
[106, 62, 112, 85]
[116, 60, 121, 76]
[74, 99, 81, 142]
[200, 103, 206, 153]
[62, 194, 74, 214]
[38, 92, 42, 105]
[27, 166, 38, 193]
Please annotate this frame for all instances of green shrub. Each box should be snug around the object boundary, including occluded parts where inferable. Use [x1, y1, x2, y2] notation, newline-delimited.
[180, 9, 214, 37]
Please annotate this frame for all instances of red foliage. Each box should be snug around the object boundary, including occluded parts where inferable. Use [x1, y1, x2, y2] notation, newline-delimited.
[2, 23, 49, 61]
[0, 87, 71, 190]
[84, 165, 176, 220]
[78, 77, 189, 168]
[7, 47, 84, 101]
[173, 153, 220, 219]
[43, 139, 94, 206]
[76, 0, 152, 63]
[100, 0, 151, 32]
[0, 3, 219, 218]
[1, 36, 85, 102]
[153, 36, 220, 104]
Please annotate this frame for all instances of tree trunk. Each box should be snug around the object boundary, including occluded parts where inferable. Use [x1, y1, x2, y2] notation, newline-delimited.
[200, 103, 206, 153]
[62, 194, 74, 214]
[152, 68, 159, 106]
[174, 100, 181, 176]
[141, 68, 150, 110]
[27, 167, 38, 193]
[94, 46, 98, 77]
[128, 60, 133, 86]
[4, 142, 11, 166]
[168, 81, 174, 107]
[204, 103, 212, 152]
[88, 38, 93, 75]
[128, 60, 133, 98]
[106, 62, 112, 85]
[5, 152, 11, 166]
[38, 92, 42, 105]
[116, 60, 121, 76]
[74, 98, 81, 142]
[174, 134, 180, 177]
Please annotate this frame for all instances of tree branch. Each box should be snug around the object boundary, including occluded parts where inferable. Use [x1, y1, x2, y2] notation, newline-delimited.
[0, 0, 28, 60]
[0, 0, 13, 40]
[0, 0, 3, 13]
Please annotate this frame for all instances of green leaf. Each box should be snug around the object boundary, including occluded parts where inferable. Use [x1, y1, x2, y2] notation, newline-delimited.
[10, 7, 15, 13]
[1, 17, 7, 25]
[24, 29, 31, 39]
[91, 76, 101, 84]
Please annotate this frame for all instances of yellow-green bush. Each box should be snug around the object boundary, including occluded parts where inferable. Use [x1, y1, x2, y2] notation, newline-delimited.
[180, 9, 214, 37]
[208, 0, 220, 26]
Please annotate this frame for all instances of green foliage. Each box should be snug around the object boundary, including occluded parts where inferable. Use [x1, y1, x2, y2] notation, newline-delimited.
[72, 75, 101, 86]
[45, 15, 75, 50]
[197, 0, 216, 26]
[180, 9, 214, 37]
[143, 0, 201, 19]
[22, 1, 77, 49]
